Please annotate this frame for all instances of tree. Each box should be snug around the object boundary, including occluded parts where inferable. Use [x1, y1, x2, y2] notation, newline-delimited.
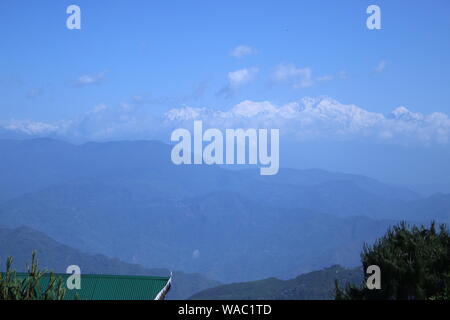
[336, 222, 450, 300]
[0, 252, 66, 300]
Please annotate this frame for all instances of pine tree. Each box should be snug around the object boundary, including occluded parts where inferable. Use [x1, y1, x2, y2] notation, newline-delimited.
[336, 222, 450, 300]
[0, 251, 66, 300]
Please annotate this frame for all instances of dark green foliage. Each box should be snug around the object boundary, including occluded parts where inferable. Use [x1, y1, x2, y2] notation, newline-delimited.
[0, 252, 65, 300]
[336, 222, 450, 300]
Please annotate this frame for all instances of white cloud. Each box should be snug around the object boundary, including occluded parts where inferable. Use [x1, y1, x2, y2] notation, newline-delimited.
[316, 75, 334, 82]
[273, 64, 311, 82]
[273, 64, 334, 88]
[132, 95, 144, 103]
[74, 71, 107, 87]
[374, 60, 387, 73]
[3, 120, 59, 135]
[91, 104, 108, 113]
[228, 67, 259, 88]
[217, 68, 259, 97]
[230, 45, 257, 58]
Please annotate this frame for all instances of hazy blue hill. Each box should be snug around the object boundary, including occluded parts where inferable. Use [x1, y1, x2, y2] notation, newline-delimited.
[0, 138, 447, 282]
[0, 226, 220, 299]
[239, 168, 419, 202]
[0, 138, 420, 217]
[405, 193, 450, 222]
[0, 138, 81, 202]
[0, 138, 174, 202]
[0, 138, 424, 220]
[189, 265, 362, 300]
[0, 180, 394, 282]
[0, 138, 245, 202]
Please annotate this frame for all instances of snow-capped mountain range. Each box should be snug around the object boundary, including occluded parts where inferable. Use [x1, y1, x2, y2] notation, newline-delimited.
[1, 97, 449, 144]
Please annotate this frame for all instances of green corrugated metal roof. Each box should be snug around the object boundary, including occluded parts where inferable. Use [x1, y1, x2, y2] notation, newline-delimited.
[12, 273, 171, 300]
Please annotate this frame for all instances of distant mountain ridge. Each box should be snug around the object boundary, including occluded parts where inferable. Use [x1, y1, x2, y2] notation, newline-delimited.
[0, 226, 220, 299]
[189, 265, 362, 300]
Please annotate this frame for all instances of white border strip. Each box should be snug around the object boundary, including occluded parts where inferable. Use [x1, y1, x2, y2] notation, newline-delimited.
[154, 272, 172, 300]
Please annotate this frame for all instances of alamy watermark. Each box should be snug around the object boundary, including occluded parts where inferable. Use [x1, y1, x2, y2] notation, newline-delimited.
[366, 265, 381, 290]
[170, 121, 280, 175]
[66, 265, 81, 290]
[65, 5, 380, 31]
[366, 5, 381, 30]
[66, 5, 81, 30]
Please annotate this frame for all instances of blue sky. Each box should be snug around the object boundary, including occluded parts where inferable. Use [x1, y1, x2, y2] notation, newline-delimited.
[1, 0, 450, 122]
